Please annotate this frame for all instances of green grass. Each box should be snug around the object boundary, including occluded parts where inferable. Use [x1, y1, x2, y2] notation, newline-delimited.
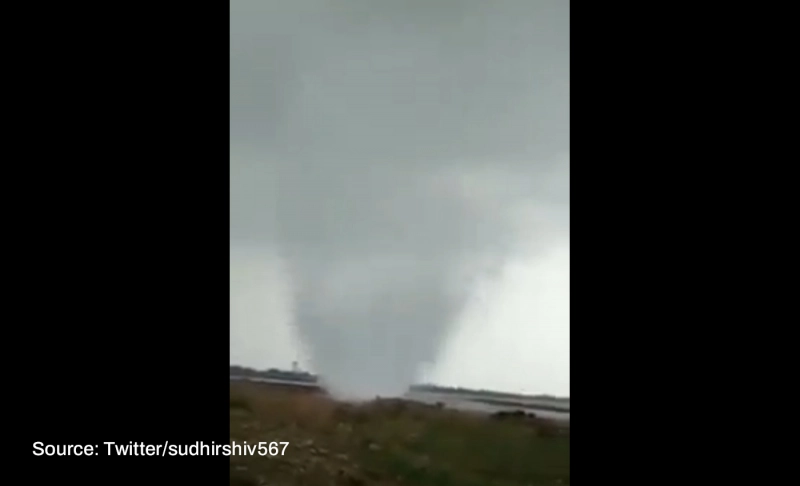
[229, 382, 569, 486]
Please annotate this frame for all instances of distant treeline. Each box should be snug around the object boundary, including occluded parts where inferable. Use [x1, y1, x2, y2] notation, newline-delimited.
[410, 384, 569, 402]
[229, 365, 317, 383]
[229, 365, 568, 401]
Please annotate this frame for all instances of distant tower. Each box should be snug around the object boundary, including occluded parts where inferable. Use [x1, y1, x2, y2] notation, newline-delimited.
[292, 361, 299, 373]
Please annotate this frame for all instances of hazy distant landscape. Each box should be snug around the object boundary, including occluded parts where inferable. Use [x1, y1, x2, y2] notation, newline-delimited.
[230, 365, 570, 421]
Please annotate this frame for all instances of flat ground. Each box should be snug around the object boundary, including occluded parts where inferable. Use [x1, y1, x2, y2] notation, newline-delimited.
[230, 381, 570, 486]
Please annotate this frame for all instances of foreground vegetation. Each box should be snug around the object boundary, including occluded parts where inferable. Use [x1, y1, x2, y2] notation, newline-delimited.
[230, 381, 570, 486]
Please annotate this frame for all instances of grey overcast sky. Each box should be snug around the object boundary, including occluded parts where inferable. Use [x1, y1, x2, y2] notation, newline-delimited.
[230, 0, 569, 398]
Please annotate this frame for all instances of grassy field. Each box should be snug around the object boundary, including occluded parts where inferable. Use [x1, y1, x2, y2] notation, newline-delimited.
[230, 381, 570, 486]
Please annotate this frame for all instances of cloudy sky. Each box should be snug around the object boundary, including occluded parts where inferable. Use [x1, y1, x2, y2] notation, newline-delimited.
[230, 0, 569, 398]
